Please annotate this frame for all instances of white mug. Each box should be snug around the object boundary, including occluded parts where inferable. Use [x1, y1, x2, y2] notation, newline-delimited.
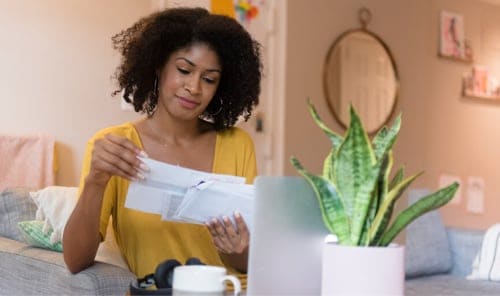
[172, 265, 241, 296]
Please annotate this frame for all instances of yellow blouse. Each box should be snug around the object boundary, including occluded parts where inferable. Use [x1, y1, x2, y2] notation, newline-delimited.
[78, 122, 257, 278]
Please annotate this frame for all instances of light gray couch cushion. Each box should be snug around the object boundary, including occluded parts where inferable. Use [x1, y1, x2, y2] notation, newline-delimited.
[0, 187, 37, 241]
[405, 274, 500, 296]
[447, 227, 484, 276]
[405, 189, 452, 278]
[0, 236, 136, 295]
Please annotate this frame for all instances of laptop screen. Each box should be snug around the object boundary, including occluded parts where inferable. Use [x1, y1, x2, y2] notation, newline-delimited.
[247, 176, 329, 295]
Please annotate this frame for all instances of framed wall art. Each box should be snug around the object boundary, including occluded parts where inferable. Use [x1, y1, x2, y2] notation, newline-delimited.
[463, 66, 500, 100]
[439, 10, 472, 62]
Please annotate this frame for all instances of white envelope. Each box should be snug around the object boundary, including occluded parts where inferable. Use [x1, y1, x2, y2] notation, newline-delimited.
[125, 157, 251, 226]
[176, 181, 254, 231]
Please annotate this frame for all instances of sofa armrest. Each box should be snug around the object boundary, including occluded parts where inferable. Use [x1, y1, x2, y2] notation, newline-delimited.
[446, 227, 484, 277]
[0, 236, 136, 295]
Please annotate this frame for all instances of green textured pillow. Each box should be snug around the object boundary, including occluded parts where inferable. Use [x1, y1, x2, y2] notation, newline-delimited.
[17, 220, 63, 252]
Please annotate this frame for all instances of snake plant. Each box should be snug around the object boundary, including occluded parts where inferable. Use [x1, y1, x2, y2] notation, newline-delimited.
[291, 99, 458, 246]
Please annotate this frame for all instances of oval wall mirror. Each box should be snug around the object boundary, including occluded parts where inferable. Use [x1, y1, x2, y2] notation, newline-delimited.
[323, 8, 399, 134]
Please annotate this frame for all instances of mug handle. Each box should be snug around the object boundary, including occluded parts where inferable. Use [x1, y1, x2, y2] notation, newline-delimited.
[220, 275, 241, 296]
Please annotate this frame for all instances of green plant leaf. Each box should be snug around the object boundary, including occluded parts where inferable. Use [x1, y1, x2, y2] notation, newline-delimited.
[367, 171, 422, 245]
[307, 98, 343, 148]
[334, 106, 377, 244]
[363, 152, 393, 246]
[292, 98, 456, 248]
[365, 188, 380, 241]
[359, 226, 369, 246]
[334, 106, 376, 220]
[291, 157, 352, 245]
[376, 152, 394, 213]
[322, 148, 336, 182]
[350, 158, 384, 244]
[378, 182, 459, 246]
[389, 166, 405, 191]
[372, 114, 401, 161]
[373, 126, 388, 152]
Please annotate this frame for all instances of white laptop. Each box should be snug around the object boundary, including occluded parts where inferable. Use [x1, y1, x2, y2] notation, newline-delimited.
[246, 176, 329, 295]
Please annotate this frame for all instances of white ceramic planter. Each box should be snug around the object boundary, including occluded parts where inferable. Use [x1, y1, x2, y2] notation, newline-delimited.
[322, 236, 405, 296]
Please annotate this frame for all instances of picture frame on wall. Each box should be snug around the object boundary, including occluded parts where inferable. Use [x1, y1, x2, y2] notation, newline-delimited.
[439, 10, 472, 62]
[462, 66, 500, 100]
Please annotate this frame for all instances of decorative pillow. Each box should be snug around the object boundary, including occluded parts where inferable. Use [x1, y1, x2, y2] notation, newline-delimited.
[404, 189, 452, 278]
[0, 187, 37, 241]
[24, 186, 129, 270]
[29, 186, 78, 244]
[17, 220, 63, 252]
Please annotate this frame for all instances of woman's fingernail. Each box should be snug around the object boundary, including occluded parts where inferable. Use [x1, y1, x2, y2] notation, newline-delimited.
[136, 172, 145, 180]
[138, 150, 148, 158]
[234, 211, 241, 218]
[223, 216, 230, 222]
[139, 163, 150, 172]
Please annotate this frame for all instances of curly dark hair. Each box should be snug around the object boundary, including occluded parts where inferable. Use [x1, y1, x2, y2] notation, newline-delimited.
[111, 7, 262, 131]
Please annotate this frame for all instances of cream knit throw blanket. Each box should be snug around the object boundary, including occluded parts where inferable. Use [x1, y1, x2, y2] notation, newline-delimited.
[468, 224, 500, 281]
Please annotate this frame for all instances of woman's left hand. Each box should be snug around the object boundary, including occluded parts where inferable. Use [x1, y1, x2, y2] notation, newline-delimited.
[206, 211, 249, 254]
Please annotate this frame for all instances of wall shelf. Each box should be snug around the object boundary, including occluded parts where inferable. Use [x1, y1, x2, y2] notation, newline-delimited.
[463, 90, 500, 101]
[438, 53, 473, 64]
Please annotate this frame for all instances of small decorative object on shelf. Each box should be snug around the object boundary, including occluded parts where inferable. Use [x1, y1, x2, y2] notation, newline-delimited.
[439, 10, 473, 63]
[463, 66, 500, 100]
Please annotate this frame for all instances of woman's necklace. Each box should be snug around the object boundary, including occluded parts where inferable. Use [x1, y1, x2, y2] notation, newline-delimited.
[145, 120, 183, 166]
[158, 139, 181, 166]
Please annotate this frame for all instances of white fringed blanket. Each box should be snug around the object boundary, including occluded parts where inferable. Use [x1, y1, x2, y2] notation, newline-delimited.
[468, 224, 500, 281]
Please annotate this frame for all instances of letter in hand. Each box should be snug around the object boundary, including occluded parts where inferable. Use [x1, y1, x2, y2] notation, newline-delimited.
[87, 133, 150, 185]
[205, 211, 249, 254]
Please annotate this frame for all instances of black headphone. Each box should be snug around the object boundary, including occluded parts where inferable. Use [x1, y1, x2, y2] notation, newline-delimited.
[129, 257, 205, 296]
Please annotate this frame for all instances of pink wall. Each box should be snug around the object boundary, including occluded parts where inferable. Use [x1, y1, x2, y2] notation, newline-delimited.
[0, 0, 150, 186]
[2, 0, 499, 230]
[283, 0, 500, 230]
[427, 0, 500, 229]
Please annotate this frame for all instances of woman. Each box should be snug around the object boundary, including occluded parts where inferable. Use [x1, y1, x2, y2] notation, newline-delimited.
[62, 7, 261, 281]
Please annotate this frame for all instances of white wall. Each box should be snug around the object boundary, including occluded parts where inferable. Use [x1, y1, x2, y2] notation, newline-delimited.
[0, 0, 152, 186]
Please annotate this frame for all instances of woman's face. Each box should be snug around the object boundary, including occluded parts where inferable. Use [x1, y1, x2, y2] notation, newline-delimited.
[157, 43, 221, 121]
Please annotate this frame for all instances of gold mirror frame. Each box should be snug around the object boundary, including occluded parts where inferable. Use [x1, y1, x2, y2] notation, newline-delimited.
[323, 8, 399, 134]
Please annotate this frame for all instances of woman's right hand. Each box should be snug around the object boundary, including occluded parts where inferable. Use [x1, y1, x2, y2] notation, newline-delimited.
[86, 134, 149, 185]
[64, 133, 148, 274]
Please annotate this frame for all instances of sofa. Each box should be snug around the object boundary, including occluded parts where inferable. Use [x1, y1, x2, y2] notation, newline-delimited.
[1, 187, 500, 296]
[405, 227, 500, 295]
[0, 187, 136, 296]
[404, 189, 500, 295]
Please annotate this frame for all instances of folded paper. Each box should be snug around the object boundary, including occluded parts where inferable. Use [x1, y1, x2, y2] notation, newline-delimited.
[125, 157, 254, 231]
